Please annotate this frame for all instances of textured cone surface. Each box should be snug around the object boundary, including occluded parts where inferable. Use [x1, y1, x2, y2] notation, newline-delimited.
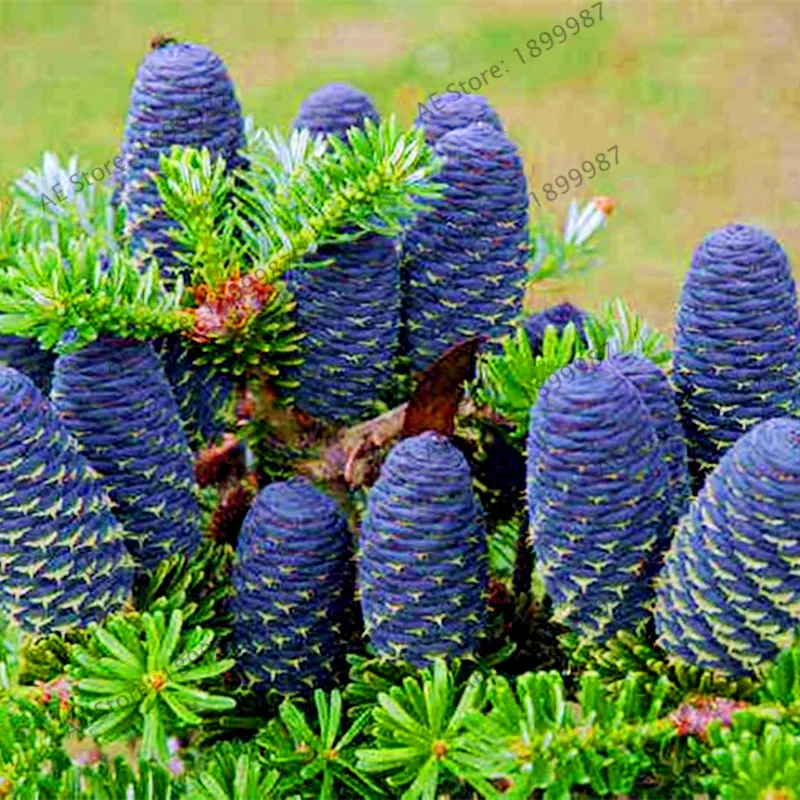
[655, 417, 800, 676]
[51, 339, 201, 570]
[288, 84, 399, 422]
[402, 123, 528, 373]
[527, 368, 670, 641]
[358, 432, 487, 666]
[673, 224, 800, 484]
[415, 92, 503, 143]
[155, 333, 232, 450]
[118, 41, 245, 277]
[598, 354, 690, 530]
[293, 82, 379, 140]
[0, 367, 133, 635]
[523, 303, 588, 356]
[118, 42, 244, 436]
[0, 335, 55, 394]
[230, 479, 353, 694]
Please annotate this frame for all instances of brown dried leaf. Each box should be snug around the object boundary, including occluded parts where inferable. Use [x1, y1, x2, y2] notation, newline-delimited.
[402, 336, 485, 438]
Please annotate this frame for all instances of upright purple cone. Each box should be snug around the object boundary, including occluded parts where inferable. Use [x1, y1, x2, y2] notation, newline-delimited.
[655, 417, 800, 676]
[402, 123, 528, 373]
[117, 41, 245, 446]
[598, 353, 690, 530]
[288, 83, 400, 422]
[358, 432, 487, 666]
[415, 92, 503, 143]
[50, 338, 202, 571]
[293, 82, 379, 140]
[523, 303, 588, 356]
[527, 368, 670, 641]
[230, 479, 354, 694]
[673, 224, 800, 485]
[0, 367, 133, 635]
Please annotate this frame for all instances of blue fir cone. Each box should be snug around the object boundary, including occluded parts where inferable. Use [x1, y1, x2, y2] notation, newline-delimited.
[293, 82, 379, 140]
[288, 84, 400, 423]
[118, 41, 245, 444]
[522, 303, 588, 356]
[402, 122, 529, 373]
[673, 224, 800, 484]
[598, 354, 690, 530]
[118, 41, 245, 276]
[155, 335, 232, 450]
[230, 479, 353, 694]
[527, 368, 670, 641]
[655, 417, 800, 676]
[358, 432, 487, 666]
[0, 367, 133, 635]
[415, 92, 503, 143]
[50, 338, 202, 571]
[0, 335, 55, 393]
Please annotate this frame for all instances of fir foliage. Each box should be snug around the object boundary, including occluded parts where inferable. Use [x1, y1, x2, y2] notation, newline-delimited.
[527, 197, 613, 283]
[355, 659, 493, 800]
[69, 609, 235, 762]
[235, 115, 443, 281]
[186, 742, 279, 800]
[257, 688, 385, 798]
[0, 238, 187, 354]
[477, 298, 670, 438]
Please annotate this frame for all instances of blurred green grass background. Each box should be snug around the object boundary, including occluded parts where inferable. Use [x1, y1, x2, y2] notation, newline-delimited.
[1, 0, 798, 335]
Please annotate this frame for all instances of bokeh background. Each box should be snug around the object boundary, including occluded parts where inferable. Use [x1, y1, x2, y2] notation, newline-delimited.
[1, 0, 798, 336]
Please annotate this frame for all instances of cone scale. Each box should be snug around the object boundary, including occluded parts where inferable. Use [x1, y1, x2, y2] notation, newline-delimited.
[230, 479, 353, 694]
[358, 432, 487, 666]
[0, 367, 133, 635]
[527, 368, 670, 640]
[402, 122, 528, 373]
[655, 417, 800, 676]
[50, 338, 201, 570]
